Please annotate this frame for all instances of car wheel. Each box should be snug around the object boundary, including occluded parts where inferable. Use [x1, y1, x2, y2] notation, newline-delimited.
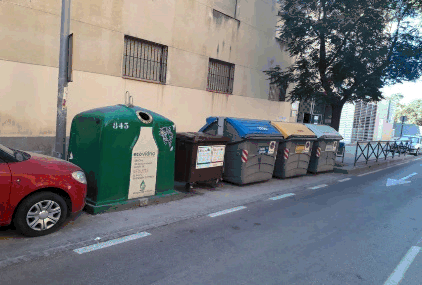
[14, 192, 68, 237]
[416, 148, 420, 156]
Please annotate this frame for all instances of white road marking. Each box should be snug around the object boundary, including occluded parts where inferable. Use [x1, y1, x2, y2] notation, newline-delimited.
[384, 246, 421, 285]
[308, 184, 328, 190]
[357, 169, 383, 176]
[269, 193, 295, 200]
[386, 172, 418, 187]
[338, 178, 351, 182]
[402, 172, 418, 180]
[73, 232, 151, 254]
[208, 206, 247, 217]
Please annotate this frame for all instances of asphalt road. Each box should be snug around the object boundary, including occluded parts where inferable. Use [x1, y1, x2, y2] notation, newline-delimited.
[1, 159, 422, 285]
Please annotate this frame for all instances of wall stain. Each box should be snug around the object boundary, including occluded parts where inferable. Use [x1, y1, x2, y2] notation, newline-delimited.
[0, 114, 34, 136]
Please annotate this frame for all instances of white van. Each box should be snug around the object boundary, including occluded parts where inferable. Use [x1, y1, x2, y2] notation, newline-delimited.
[402, 136, 422, 156]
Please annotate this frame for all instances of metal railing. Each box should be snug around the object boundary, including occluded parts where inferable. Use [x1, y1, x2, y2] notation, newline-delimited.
[353, 140, 410, 166]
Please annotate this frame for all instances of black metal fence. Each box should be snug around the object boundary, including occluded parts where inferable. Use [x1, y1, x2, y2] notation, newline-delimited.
[353, 140, 410, 166]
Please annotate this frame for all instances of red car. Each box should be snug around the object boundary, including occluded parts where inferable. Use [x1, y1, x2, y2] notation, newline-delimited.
[0, 143, 87, 237]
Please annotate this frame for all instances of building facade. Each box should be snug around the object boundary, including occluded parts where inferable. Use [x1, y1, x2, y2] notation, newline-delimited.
[296, 100, 332, 125]
[338, 100, 396, 143]
[0, 0, 293, 154]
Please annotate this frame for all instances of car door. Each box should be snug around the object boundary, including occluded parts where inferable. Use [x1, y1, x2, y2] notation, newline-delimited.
[0, 157, 12, 224]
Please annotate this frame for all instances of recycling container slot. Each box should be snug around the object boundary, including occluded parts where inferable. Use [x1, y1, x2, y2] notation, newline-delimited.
[137, 111, 153, 124]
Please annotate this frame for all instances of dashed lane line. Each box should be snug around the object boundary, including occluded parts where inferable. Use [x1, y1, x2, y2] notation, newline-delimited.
[357, 169, 383, 176]
[269, 193, 295, 200]
[308, 184, 328, 190]
[208, 206, 247, 218]
[73, 232, 151, 254]
[338, 178, 352, 182]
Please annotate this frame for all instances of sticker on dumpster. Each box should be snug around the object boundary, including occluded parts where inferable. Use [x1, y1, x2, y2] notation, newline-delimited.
[268, 141, 276, 155]
[196, 146, 212, 169]
[295, 145, 305, 154]
[211, 145, 226, 167]
[140, 180, 146, 191]
[128, 127, 158, 199]
[258, 147, 269, 154]
[325, 144, 335, 152]
[241, 150, 248, 163]
[304, 141, 311, 152]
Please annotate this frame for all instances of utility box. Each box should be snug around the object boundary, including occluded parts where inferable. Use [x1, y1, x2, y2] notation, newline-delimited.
[305, 124, 343, 173]
[271, 122, 317, 179]
[200, 117, 284, 185]
[68, 104, 176, 214]
[175, 132, 229, 189]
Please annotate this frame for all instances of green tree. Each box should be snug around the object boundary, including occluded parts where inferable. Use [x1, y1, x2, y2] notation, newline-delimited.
[265, 0, 422, 130]
[395, 99, 422, 125]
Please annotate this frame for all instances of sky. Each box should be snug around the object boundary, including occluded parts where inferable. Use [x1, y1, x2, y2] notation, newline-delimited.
[381, 79, 422, 104]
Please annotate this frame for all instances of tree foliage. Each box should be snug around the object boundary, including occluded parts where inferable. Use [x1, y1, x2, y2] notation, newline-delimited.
[394, 99, 422, 126]
[265, 0, 422, 130]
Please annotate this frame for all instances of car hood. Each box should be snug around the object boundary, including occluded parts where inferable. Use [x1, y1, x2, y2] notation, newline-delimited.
[25, 152, 82, 173]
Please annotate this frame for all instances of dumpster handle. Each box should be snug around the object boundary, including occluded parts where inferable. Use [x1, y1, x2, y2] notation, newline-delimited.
[125, 91, 134, 107]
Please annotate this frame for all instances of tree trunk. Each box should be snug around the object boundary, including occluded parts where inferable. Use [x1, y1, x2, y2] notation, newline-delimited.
[330, 103, 345, 131]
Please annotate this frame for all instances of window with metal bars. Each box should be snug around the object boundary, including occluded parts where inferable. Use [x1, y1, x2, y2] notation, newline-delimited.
[207, 58, 235, 94]
[122, 36, 168, 83]
[268, 83, 287, 102]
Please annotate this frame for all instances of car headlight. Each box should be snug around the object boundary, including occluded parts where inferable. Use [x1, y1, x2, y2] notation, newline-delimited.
[72, 171, 87, 184]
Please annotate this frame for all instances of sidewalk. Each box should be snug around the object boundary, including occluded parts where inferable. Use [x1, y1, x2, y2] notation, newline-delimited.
[334, 145, 417, 175]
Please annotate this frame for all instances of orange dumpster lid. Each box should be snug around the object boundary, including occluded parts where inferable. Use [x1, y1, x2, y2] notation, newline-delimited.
[271, 122, 317, 139]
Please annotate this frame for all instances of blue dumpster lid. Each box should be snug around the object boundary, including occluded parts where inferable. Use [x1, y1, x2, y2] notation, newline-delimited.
[304, 124, 343, 140]
[200, 117, 283, 139]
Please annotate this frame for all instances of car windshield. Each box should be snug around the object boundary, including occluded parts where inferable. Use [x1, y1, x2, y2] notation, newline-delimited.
[0, 143, 15, 157]
[0, 144, 30, 162]
[403, 137, 419, 144]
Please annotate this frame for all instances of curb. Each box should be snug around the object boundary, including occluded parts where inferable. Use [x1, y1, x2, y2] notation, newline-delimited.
[333, 155, 418, 175]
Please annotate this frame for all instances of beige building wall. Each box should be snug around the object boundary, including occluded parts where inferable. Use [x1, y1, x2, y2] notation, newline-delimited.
[0, 0, 293, 154]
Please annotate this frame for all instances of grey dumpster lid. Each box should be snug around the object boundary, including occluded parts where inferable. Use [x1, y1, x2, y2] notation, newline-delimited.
[176, 132, 230, 143]
[304, 124, 343, 140]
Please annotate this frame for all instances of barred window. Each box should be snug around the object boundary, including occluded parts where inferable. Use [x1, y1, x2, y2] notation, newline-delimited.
[268, 83, 286, 102]
[123, 36, 168, 83]
[207, 58, 235, 94]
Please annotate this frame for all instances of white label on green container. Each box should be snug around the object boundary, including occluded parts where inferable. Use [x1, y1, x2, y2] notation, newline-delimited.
[128, 127, 158, 199]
